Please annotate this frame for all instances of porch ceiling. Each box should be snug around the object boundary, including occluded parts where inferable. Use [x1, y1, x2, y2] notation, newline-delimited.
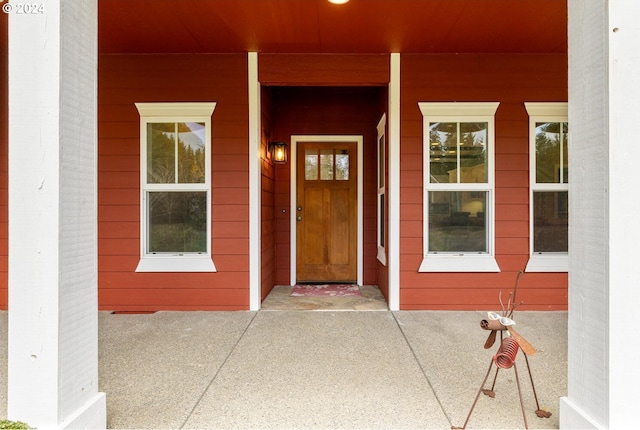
[97, 0, 567, 54]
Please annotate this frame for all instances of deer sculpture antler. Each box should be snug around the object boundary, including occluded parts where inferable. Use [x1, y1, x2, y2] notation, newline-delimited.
[480, 270, 535, 355]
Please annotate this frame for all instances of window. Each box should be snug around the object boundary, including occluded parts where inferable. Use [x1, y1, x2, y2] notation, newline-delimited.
[304, 147, 350, 180]
[135, 102, 216, 272]
[525, 102, 568, 272]
[377, 114, 387, 265]
[418, 102, 500, 272]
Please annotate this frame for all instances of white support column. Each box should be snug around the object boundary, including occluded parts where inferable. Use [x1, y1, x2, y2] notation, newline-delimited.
[8, 1, 105, 428]
[248, 52, 261, 310]
[562, 1, 640, 428]
[388, 53, 400, 311]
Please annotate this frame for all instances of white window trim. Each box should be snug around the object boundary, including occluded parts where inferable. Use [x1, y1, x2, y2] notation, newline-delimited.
[135, 102, 217, 273]
[524, 102, 568, 273]
[418, 102, 501, 273]
[376, 114, 387, 265]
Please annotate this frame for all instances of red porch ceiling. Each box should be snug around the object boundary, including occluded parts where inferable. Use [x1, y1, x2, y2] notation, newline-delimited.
[98, 0, 567, 54]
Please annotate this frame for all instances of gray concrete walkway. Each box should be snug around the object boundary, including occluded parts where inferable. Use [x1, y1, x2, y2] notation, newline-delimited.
[0, 310, 567, 429]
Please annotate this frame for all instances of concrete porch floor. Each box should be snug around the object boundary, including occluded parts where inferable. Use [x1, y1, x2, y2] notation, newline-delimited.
[0, 287, 567, 429]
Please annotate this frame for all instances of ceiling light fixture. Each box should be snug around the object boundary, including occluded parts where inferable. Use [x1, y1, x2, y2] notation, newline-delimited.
[328, 0, 350, 4]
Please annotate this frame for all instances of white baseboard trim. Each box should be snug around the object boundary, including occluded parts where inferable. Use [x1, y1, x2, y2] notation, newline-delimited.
[59, 393, 106, 430]
[560, 397, 602, 429]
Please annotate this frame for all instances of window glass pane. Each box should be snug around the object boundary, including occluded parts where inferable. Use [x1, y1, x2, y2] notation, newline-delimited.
[429, 122, 457, 183]
[148, 192, 207, 253]
[459, 122, 488, 183]
[320, 149, 334, 180]
[336, 150, 349, 180]
[147, 123, 176, 184]
[535, 122, 562, 183]
[378, 135, 385, 188]
[177, 122, 206, 183]
[533, 191, 568, 252]
[562, 122, 569, 183]
[428, 191, 487, 253]
[429, 122, 487, 184]
[379, 194, 385, 247]
[305, 149, 318, 180]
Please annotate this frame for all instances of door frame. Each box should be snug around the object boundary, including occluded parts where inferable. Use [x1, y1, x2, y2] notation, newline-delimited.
[290, 135, 364, 286]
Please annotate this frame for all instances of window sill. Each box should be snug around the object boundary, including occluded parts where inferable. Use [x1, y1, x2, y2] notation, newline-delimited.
[135, 256, 217, 273]
[525, 254, 568, 272]
[418, 255, 500, 272]
[377, 246, 387, 266]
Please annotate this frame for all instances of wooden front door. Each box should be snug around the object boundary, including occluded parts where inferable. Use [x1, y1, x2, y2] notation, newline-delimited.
[296, 142, 357, 282]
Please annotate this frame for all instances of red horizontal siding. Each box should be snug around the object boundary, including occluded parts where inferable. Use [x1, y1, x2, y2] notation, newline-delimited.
[212, 188, 250, 206]
[100, 188, 138, 205]
[496, 221, 529, 238]
[98, 54, 250, 311]
[99, 271, 249, 289]
[1, 52, 569, 312]
[400, 187, 422, 205]
[259, 54, 390, 86]
[495, 204, 528, 221]
[212, 221, 249, 238]
[496, 153, 528, 171]
[99, 222, 139, 239]
[399, 53, 568, 310]
[99, 287, 248, 312]
[496, 170, 529, 188]
[261, 89, 277, 300]
[401, 221, 422, 238]
[100, 171, 139, 188]
[401, 287, 567, 307]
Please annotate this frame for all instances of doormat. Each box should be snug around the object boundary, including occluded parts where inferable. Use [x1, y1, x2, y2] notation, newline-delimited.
[291, 284, 361, 297]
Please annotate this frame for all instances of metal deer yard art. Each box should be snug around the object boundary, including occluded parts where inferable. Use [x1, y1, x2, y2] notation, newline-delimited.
[453, 271, 552, 429]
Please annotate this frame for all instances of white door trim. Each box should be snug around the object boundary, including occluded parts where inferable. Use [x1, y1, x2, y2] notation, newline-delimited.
[290, 135, 364, 286]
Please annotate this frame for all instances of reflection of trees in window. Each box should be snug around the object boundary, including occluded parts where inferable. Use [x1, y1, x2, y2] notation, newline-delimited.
[148, 123, 176, 183]
[178, 136, 205, 183]
[335, 150, 349, 180]
[320, 149, 334, 180]
[305, 150, 318, 180]
[148, 192, 207, 253]
[533, 121, 568, 253]
[305, 148, 349, 181]
[147, 122, 205, 184]
[429, 122, 487, 183]
[533, 191, 568, 252]
[536, 122, 568, 183]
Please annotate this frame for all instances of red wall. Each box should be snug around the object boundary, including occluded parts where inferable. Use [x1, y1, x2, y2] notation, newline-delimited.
[261, 86, 277, 300]
[400, 54, 568, 310]
[1, 51, 568, 311]
[98, 54, 250, 311]
[259, 54, 390, 289]
[267, 86, 386, 287]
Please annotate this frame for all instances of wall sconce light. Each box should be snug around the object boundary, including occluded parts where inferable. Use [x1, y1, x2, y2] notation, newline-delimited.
[269, 141, 288, 164]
